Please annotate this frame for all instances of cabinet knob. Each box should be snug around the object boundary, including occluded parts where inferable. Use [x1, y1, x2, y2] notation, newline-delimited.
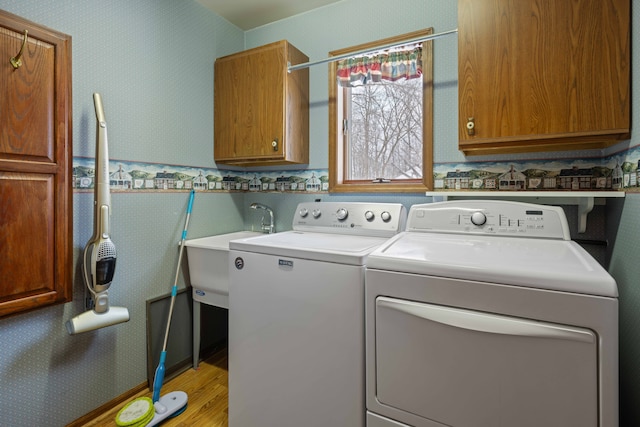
[466, 118, 475, 136]
[271, 138, 279, 151]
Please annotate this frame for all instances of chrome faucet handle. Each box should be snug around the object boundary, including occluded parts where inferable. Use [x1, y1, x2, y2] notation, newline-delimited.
[251, 202, 275, 233]
[260, 215, 270, 233]
[262, 214, 275, 234]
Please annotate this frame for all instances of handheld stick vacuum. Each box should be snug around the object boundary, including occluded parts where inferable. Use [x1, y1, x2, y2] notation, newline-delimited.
[66, 93, 130, 335]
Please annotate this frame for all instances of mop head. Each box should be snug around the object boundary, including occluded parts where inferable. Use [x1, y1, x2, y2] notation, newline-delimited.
[116, 391, 188, 427]
[115, 397, 154, 427]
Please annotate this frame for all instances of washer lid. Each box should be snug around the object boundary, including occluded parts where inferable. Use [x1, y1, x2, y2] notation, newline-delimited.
[230, 231, 389, 265]
[367, 232, 618, 297]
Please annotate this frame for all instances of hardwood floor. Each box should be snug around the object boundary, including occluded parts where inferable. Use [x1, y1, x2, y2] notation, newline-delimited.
[78, 350, 228, 426]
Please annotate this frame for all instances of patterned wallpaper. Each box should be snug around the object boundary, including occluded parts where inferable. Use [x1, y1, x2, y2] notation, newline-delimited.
[73, 142, 640, 195]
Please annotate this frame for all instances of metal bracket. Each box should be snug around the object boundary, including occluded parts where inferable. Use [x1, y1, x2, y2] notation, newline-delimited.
[577, 197, 594, 234]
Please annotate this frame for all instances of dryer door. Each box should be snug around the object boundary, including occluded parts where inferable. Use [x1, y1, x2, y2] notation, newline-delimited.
[372, 297, 598, 427]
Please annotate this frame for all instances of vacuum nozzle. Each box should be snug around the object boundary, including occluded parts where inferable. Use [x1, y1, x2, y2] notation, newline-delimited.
[66, 306, 129, 335]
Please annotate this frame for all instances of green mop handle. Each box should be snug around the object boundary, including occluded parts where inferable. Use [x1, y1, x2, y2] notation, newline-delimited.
[153, 189, 195, 402]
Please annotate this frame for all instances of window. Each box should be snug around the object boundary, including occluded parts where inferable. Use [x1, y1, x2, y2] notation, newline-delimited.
[329, 28, 434, 193]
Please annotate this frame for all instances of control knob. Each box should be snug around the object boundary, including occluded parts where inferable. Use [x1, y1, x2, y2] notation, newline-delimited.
[336, 208, 348, 220]
[364, 210, 375, 221]
[381, 211, 392, 222]
[299, 208, 309, 218]
[470, 211, 487, 226]
[312, 209, 321, 218]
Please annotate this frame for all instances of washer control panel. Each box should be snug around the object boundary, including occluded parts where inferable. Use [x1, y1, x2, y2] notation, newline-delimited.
[406, 200, 570, 240]
[293, 202, 407, 237]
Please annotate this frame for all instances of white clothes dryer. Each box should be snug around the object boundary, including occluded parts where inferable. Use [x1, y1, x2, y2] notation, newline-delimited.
[365, 200, 618, 427]
[228, 201, 406, 427]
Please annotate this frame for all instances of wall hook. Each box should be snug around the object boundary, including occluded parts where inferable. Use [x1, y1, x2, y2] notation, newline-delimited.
[10, 29, 28, 69]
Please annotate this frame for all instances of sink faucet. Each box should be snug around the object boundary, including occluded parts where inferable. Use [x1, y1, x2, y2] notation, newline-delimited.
[250, 203, 275, 234]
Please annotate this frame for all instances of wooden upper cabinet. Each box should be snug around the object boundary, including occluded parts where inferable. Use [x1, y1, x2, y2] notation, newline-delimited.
[0, 10, 72, 317]
[458, 0, 630, 155]
[214, 40, 309, 166]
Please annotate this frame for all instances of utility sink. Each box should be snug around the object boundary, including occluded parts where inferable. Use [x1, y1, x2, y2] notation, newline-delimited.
[185, 231, 262, 309]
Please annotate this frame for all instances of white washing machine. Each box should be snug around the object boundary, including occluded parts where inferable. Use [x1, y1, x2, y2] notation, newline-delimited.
[228, 201, 407, 427]
[365, 200, 618, 427]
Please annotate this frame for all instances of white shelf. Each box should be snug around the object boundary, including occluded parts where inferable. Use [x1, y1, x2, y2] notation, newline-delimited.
[425, 191, 625, 233]
[425, 191, 624, 198]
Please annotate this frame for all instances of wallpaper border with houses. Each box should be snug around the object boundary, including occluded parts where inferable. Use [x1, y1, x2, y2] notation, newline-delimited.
[72, 144, 640, 194]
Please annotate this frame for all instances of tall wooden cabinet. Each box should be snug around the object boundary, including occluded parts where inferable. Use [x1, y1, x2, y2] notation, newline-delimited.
[214, 40, 309, 166]
[458, 0, 630, 155]
[0, 11, 72, 317]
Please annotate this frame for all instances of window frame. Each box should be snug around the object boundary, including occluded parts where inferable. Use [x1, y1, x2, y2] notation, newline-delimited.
[328, 28, 434, 193]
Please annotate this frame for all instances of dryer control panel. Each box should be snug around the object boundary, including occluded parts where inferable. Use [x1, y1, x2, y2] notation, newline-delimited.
[406, 200, 570, 240]
[293, 202, 407, 237]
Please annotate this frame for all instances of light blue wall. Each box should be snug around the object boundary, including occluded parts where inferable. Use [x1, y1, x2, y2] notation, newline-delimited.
[0, 1, 246, 425]
[0, 0, 637, 425]
[608, 4, 640, 425]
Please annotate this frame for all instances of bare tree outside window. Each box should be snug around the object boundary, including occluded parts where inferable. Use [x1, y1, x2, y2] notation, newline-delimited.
[329, 28, 433, 193]
[347, 79, 423, 181]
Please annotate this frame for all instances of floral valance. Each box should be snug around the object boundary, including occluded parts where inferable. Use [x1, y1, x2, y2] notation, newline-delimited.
[336, 46, 422, 87]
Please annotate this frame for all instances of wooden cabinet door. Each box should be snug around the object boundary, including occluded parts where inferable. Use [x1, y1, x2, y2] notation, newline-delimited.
[458, 0, 630, 155]
[214, 41, 285, 161]
[214, 40, 309, 166]
[0, 11, 72, 317]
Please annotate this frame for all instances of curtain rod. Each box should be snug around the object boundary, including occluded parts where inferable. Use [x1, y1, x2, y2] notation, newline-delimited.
[287, 28, 458, 73]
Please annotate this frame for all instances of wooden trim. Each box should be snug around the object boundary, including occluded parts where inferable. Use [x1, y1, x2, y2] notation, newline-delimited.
[65, 383, 148, 427]
[328, 28, 434, 193]
[461, 131, 629, 156]
[69, 349, 230, 426]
